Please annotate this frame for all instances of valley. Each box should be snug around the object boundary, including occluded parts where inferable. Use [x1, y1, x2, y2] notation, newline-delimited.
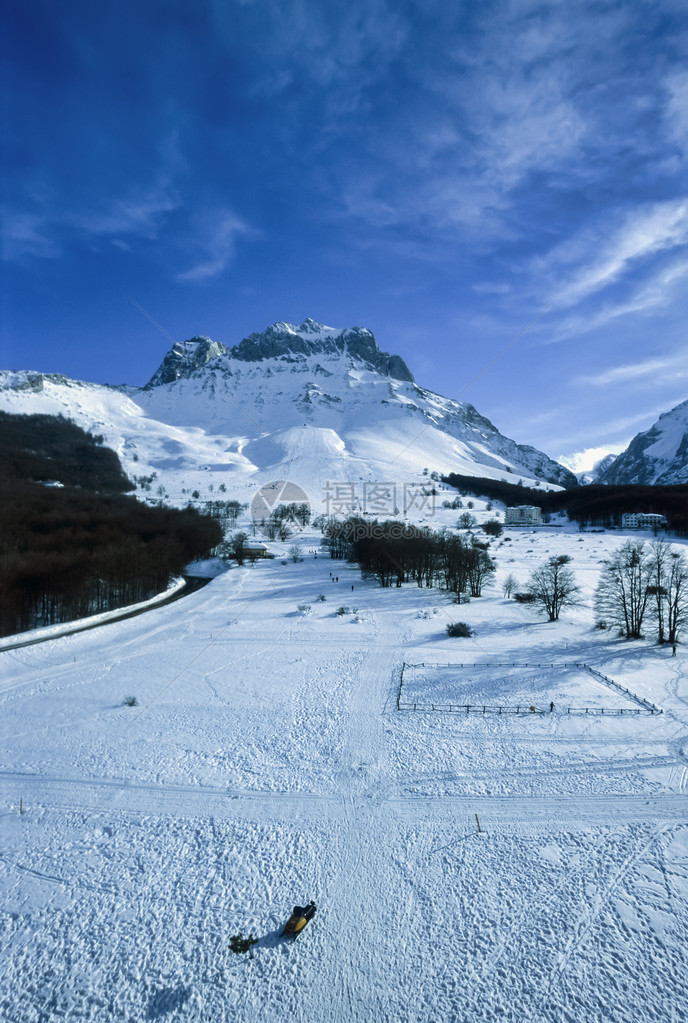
[1, 519, 687, 1022]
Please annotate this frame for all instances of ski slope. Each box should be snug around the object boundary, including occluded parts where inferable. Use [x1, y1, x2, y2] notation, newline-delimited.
[1, 526, 687, 1022]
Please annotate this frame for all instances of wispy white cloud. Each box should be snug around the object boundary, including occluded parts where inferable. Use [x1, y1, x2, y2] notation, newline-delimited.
[2, 178, 180, 262]
[540, 256, 688, 342]
[575, 350, 688, 389]
[542, 199, 688, 308]
[1, 209, 59, 261]
[69, 183, 179, 240]
[176, 211, 258, 282]
[666, 70, 688, 156]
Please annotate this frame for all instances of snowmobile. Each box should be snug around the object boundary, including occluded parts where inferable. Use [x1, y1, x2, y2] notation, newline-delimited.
[282, 901, 317, 938]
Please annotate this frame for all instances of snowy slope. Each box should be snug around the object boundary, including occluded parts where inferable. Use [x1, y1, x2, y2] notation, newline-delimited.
[0, 320, 577, 508]
[1, 525, 687, 1022]
[598, 397, 688, 485]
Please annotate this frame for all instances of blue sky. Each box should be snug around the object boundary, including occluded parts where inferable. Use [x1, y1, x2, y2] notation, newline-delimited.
[2, 0, 688, 471]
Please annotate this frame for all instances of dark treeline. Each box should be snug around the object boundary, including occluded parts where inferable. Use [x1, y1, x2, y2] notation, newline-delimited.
[320, 517, 494, 599]
[0, 411, 133, 492]
[0, 412, 222, 637]
[442, 473, 688, 534]
[0, 480, 222, 637]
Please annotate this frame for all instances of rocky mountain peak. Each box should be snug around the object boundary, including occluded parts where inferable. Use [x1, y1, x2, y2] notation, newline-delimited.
[597, 397, 688, 484]
[145, 336, 228, 388]
[146, 320, 415, 386]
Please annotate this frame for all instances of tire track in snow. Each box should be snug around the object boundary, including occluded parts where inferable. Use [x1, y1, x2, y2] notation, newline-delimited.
[399, 751, 682, 788]
[1, 772, 686, 826]
[0, 852, 118, 897]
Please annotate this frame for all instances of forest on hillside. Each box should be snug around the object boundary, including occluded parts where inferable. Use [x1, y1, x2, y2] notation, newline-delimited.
[442, 473, 688, 534]
[0, 413, 222, 637]
[0, 410, 133, 491]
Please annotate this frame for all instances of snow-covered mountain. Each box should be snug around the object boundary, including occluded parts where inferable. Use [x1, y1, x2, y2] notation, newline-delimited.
[597, 398, 688, 485]
[576, 453, 617, 486]
[0, 319, 577, 505]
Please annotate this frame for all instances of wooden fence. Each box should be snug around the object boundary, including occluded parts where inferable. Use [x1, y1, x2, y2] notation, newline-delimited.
[396, 661, 662, 716]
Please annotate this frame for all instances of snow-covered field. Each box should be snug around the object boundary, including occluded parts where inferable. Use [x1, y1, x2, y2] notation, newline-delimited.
[1, 525, 687, 1022]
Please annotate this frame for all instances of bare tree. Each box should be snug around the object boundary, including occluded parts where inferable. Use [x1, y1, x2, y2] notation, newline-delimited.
[502, 573, 518, 599]
[595, 540, 651, 639]
[647, 540, 671, 644]
[665, 550, 688, 646]
[277, 521, 292, 542]
[287, 543, 303, 563]
[227, 531, 249, 565]
[457, 512, 477, 530]
[527, 555, 580, 621]
[466, 540, 495, 597]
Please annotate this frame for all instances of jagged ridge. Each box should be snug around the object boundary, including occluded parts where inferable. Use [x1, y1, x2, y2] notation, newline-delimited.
[146, 319, 414, 388]
[598, 398, 688, 485]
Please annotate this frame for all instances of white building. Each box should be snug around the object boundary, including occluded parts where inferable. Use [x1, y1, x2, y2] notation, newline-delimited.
[505, 505, 542, 526]
[621, 512, 667, 530]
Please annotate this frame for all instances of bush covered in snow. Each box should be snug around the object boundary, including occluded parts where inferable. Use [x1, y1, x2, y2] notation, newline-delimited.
[446, 621, 473, 637]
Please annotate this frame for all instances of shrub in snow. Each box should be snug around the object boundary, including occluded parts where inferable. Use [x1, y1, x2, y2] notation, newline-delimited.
[297, 604, 312, 614]
[123, 696, 138, 707]
[317, 593, 327, 601]
[514, 592, 536, 603]
[336, 606, 350, 616]
[229, 932, 258, 959]
[446, 622, 473, 637]
[481, 519, 503, 537]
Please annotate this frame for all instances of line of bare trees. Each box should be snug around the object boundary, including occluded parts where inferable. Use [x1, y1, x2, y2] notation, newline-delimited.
[595, 539, 688, 643]
[319, 517, 495, 598]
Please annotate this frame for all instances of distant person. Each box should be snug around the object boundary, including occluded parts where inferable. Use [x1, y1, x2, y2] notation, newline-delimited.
[549, 701, 554, 713]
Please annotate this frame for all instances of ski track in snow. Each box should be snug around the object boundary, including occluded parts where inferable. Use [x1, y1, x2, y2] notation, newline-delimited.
[1, 530, 688, 1022]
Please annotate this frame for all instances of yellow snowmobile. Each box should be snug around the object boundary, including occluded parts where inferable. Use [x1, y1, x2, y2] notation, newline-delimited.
[282, 901, 317, 938]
